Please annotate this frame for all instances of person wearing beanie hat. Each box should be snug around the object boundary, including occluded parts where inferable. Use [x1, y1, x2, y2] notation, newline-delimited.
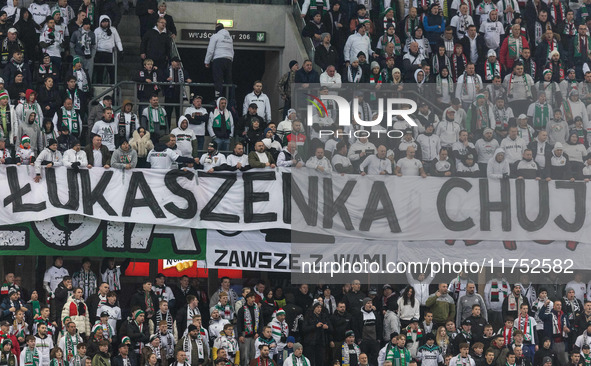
[341, 329, 361, 366]
[561, 85, 589, 127]
[356, 296, 381, 364]
[125, 307, 149, 359]
[415, 332, 442, 366]
[269, 308, 289, 362]
[302, 11, 326, 48]
[110, 135, 137, 169]
[204, 20, 234, 99]
[178, 321, 210, 366]
[0, 89, 13, 140]
[199, 139, 226, 172]
[16, 133, 36, 165]
[276, 108, 296, 141]
[33, 134, 62, 182]
[0, 337, 16, 366]
[282, 342, 309, 366]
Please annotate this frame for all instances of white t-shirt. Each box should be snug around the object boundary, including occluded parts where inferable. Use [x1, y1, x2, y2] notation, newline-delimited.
[199, 152, 227, 171]
[398, 157, 423, 176]
[43, 266, 69, 292]
[147, 148, 179, 169]
[91, 120, 117, 151]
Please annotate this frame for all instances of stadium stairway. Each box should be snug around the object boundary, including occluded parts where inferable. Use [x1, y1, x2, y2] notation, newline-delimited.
[117, 13, 142, 104]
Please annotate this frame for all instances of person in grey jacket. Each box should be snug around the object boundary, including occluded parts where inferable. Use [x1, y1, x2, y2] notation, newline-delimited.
[110, 139, 138, 169]
[456, 281, 488, 325]
[204, 23, 234, 98]
[69, 18, 96, 78]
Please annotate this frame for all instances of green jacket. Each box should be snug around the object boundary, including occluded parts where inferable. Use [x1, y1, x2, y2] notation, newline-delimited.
[425, 292, 456, 323]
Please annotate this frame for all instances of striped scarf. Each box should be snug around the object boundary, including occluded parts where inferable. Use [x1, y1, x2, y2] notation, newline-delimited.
[214, 303, 233, 321]
[534, 102, 550, 129]
[64, 332, 80, 361]
[156, 311, 173, 333]
[61, 107, 79, 135]
[507, 35, 522, 60]
[387, 346, 411, 366]
[243, 305, 260, 335]
[24, 347, 39, 366]
[490, 280, 508, 302]
[405, 325, 423, 341]
[158, 332, 175, 359]
[341, 343, 361, 366]
[147, 107, 166, 133]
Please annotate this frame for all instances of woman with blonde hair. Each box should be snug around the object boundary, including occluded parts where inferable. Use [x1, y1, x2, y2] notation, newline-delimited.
[436, 326, 450, 355]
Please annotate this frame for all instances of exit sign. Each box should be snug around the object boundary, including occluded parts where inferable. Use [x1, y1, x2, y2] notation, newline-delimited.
[181, 29, 267, 43]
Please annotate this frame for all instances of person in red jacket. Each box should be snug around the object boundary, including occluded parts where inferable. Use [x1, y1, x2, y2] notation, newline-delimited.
[500, 23, 530, 72]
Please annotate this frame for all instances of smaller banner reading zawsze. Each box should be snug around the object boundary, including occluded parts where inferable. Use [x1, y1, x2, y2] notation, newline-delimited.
[181, 29, 266, 42]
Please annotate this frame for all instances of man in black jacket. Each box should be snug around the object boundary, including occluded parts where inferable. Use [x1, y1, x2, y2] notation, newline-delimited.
[140, 17, 171, 81]
[176, 294, 200, 337]
[136, 0, 157, 37]
[460, 25, 486, 66]
[330, 301, 353, 361]
[354, 298, 382, 366]
[51, 276, 72, 328]
[86, 282, 109, 325]
[314, 33, 339, 71]
[126, 309, 150, 364]
[528, 130, 553, 179]
[129, 280, 159, 329]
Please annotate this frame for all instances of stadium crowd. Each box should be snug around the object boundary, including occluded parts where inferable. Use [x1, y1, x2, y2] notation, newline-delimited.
[0, 0, 590, 365]
[2, 262, 591, 366]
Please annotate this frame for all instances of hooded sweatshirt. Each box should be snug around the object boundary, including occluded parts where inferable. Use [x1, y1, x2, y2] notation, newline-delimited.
[110, 146, 138, 169]
[94, 15, 123, 53]
[19, 109, 42, 153]
[204, 28, 234, 63]
[207, 97, 233, 139]
[487, 148, 510, 178]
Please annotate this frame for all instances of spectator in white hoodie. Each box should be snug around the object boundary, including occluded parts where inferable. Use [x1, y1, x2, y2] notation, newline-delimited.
[487, 148, 510, 178]
[204, 23, 234, 98]
[94, 15, 122, 84]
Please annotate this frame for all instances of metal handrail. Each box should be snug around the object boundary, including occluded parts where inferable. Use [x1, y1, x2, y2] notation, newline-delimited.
[93, 49, 118, 86]
[292, 1, 318, 70]
[88, 80, 237, 118]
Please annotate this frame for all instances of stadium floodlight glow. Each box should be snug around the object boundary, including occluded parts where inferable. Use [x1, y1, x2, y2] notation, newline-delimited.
[217, 19, 234, 28]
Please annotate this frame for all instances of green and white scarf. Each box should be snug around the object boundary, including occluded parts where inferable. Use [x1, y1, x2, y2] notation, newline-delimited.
[24, 347, 39, 366]
[387, 346, 411, 366]
[61, 107, 79, 135]
[533, 102, 550, 129]
[291, 354, 309, 366]
[147, 106, 166, 133]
